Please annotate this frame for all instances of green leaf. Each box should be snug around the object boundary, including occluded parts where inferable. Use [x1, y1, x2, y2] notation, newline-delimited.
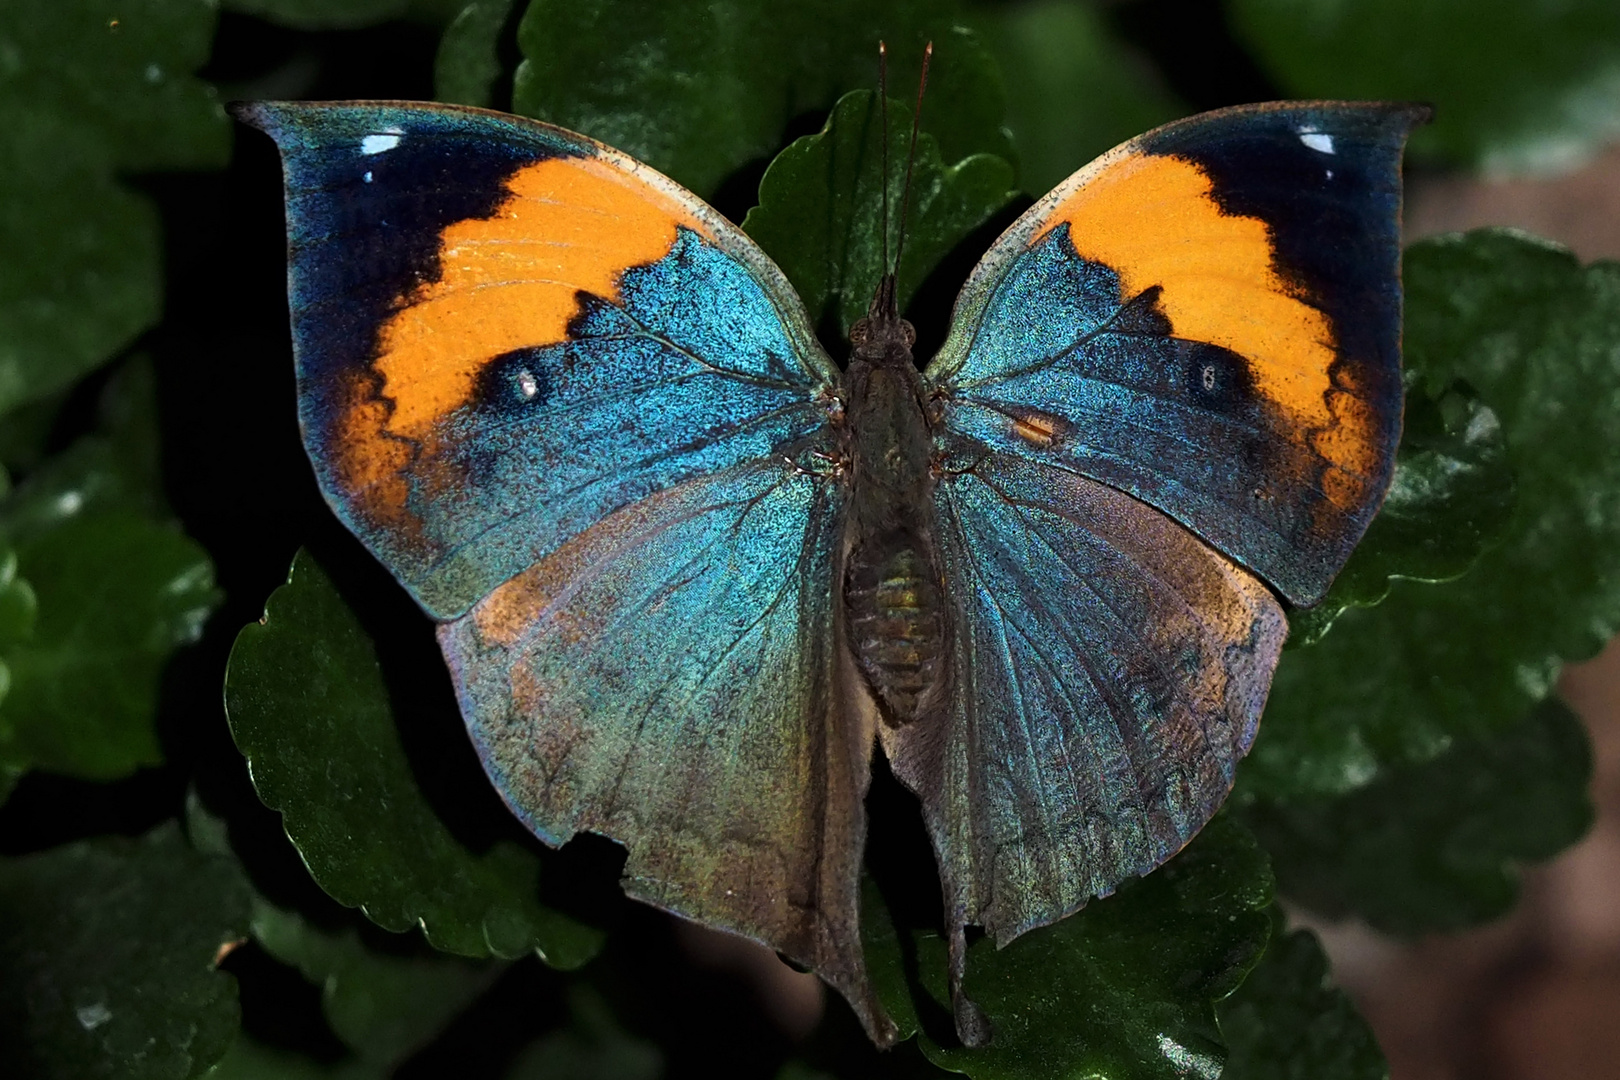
[0, 0, 228, 415]
[505, 986, 663, 1080]
[512, 0, 1013, 199]
[224, 550, 603, 967]
[1242, 230, 1620, 800]
[435, 0, 519, 107]
[1216, 912, 1386, 1080]
[0, 511, 218, 780]
[0, 823, 253, 1080]
[1287, 377, 1516, 647]
[743, 90, 1017, 340]
[964, 0, 1185, 196]
[1229, 0, 1620, 174]
[868, 817, 1273, 1080]
[1243, 697, 1592, 936]
[0, 358, 165, 547]
[251, 903, 500, 1066]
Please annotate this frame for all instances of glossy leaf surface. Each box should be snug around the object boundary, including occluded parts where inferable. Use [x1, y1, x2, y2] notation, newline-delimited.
[512, 0, 1012, 198]
[1245, 697, 1592, 935]
[224, 550, 602, 966]
[866, 817, 1273, 1080]
[0, 512, 217, 780]
[744, 90, 1017, 340]
[0, 824, 252, 1080]
[1216, 913, 1385, 1080]
[1245, 230, 1620, 800]
[1288, 378, 1515, 646]
[1231, 0, 1620, 173]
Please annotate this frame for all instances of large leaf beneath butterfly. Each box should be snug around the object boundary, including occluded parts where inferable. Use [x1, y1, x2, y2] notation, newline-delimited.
[1247, 230, 1620, 800]
[224, 550, 602, 967]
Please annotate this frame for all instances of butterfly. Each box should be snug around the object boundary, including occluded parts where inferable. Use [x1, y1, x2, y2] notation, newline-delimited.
[235, 91, 1424, 1047]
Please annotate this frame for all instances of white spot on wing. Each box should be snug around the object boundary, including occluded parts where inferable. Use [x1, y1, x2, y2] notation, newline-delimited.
[1300, 131, 1335, 154]
[363, 171, 373, 183]
[77, 1002, 112, 1030]
[360, 131, 402, 155]
[517, 370, 539, 399]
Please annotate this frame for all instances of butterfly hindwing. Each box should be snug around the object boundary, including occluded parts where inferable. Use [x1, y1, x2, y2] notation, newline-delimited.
[926, 102, 1428, 605]
[439, 460, 893, 1038]
[885, 450, 1285, 947]
[238, 101, 838, 619]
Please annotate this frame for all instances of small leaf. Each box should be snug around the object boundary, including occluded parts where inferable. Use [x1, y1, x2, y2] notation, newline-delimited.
[0, 512, 218, 780]
[224, 550, 603, 966]
[869, 817, 1273, 1080]
[1216, 912, 1386, 1080]
[743, 90, 1017, 340]
[251, 903, 500, 1066]
[965, 0, 1185, 195]
[0, 0, 228, 415]
[435, 0, 519, 107]
[1245, 230, 1620, 800]
[512, 0, 1012, 199]
[1230, 0, 1620, 174]
[0, 823, 253, 1080]
[1243, 697, 1592, 936]
[1288, 378, 1516, 646]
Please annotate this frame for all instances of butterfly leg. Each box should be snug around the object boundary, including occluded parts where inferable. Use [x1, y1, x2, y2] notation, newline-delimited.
[947, 920, 992, 1047]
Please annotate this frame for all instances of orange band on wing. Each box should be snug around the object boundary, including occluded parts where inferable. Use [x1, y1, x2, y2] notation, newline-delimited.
[376, 156, 705, 438]
[1037, 153, 1374, 488]
[332, 155, 708, 521]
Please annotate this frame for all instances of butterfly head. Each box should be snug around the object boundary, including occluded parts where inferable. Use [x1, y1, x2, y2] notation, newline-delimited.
[849, 272, 916, 366]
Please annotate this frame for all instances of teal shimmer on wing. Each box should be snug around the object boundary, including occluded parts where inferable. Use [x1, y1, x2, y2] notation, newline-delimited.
[883, 451, 1285, 944]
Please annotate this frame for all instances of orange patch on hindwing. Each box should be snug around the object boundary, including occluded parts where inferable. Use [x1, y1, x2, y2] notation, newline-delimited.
[1040, 152, 1377, 496]
[333, 154, 705, 511]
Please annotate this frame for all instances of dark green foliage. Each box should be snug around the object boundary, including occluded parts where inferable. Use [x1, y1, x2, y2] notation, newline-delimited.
[224, 550, 601, 966]
[1231, 0, 1620, 173]
[1248, 230, 1620, 802]
[964, 0, 1183, 195]
[1217, 913, 1386, 1080]
[0, 3, 1613, 1078]
[0, 824, 253, 1080]
[511, 0, 1011, 198]
[743, 90, 1017, 339]
[0, 0, 227, 416]
[1244, 698, 1593, 936]
[866, 818, 1274, 1080]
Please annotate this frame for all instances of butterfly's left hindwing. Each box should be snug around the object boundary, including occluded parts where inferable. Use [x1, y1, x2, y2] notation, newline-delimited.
[240, 101, 838, 619]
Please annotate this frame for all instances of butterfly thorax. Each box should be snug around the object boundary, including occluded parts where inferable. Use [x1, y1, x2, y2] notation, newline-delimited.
[839, 281, 949, 725]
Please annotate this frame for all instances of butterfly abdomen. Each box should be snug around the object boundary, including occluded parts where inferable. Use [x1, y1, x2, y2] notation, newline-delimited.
[845, 541, 947, 723]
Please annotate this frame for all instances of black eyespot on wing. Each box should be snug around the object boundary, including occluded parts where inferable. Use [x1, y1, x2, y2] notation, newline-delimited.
[476, 347, 553, 414]
[1181, 341, 1255, 413]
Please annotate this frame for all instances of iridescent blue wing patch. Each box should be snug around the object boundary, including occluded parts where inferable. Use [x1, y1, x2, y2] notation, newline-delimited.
[926, 102, 1428, 605]
[236, 101, 838, 619]
[440, 460, 893, 1040]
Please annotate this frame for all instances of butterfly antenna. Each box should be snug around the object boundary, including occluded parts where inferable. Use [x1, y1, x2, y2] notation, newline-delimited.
[878, 41, 891, 278]
[892, 40, 932, 281]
